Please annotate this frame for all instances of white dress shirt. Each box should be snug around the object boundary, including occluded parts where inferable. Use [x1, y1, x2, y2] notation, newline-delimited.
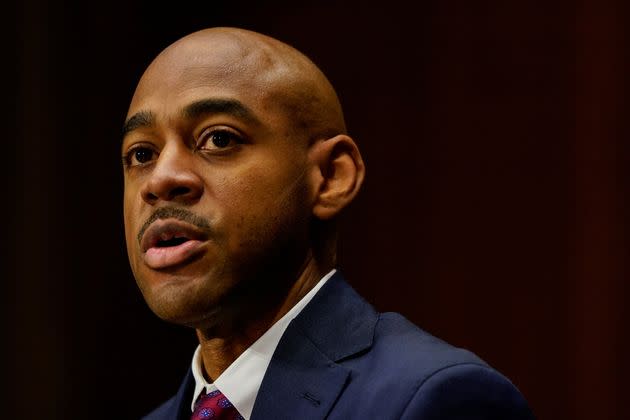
[190, 269, 336, 419]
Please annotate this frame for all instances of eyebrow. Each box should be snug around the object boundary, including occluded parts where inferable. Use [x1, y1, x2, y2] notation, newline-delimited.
[122, 98, 260, 139]
[122, 111, 155, 137]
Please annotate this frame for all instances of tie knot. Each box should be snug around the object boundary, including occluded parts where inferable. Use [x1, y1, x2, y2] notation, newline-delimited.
[191, 390, 244, 420]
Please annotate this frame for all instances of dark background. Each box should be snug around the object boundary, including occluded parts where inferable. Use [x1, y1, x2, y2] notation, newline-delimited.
[3, 1, 628, 419]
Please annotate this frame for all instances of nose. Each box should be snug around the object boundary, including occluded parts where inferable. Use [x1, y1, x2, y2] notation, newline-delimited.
[140, 144, 203, 205]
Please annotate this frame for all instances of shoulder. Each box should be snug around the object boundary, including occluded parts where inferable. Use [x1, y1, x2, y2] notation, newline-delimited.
[399, 361, 534, 419]
[365, 312, 488, 377]
[334, 312, 534, 419]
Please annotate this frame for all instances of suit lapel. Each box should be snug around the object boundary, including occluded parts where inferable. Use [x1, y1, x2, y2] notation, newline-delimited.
[169, 368, 195, 420]
[252, 272, 378, 420]
[251, 321, 351, 420]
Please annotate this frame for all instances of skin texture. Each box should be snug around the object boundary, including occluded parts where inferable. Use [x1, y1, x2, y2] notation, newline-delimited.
[122, 27, 365, 381]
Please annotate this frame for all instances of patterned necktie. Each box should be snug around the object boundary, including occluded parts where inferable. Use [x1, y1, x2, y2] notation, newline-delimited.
[191, 389, 244, 420]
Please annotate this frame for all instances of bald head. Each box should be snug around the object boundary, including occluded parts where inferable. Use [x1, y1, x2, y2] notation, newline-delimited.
[129, 27, 346, 143]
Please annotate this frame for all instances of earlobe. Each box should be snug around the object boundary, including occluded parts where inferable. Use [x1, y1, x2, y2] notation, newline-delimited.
[310, 134, 365, 220]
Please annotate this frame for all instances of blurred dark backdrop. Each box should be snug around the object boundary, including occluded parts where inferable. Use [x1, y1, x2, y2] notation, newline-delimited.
[3, 1, 628, 419]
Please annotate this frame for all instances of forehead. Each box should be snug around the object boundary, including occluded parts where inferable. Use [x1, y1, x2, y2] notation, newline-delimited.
[127, 37, 286, 120]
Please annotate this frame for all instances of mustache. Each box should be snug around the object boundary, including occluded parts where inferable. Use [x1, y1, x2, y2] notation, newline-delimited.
[137, 207, 212, 245]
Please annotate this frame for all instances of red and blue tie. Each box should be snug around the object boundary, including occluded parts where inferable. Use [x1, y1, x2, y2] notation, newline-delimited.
[191, 389, 244, 420]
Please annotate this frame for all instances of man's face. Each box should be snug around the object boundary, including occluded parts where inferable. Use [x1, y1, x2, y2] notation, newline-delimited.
[122, 39, 315, 327]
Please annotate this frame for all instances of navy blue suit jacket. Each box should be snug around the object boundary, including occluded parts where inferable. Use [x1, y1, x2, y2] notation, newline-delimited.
[144, 272, 534, 419]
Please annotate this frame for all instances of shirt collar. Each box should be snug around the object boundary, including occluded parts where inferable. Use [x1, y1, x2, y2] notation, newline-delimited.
[190, 269, 336, 419]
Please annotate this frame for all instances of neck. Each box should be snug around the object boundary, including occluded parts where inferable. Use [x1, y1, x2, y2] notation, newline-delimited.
[195, 253, 330, 381]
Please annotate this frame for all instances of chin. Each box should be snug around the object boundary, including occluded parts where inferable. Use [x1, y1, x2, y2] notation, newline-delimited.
[137, 269, 230, 327]
[144, 288, 220, 327]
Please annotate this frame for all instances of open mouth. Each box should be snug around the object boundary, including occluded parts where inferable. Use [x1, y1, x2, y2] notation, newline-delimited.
[141, 219, 209, 269]
[156, 235, 190, 248]
[141, 220, 207, 252]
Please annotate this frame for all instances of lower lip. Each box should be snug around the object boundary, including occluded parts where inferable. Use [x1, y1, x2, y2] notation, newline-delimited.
[143, 240, 206, 269]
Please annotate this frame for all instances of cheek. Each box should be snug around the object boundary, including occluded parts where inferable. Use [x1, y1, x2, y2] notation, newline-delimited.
[123, 189, 142, 263]
[216, 176, 272, 235]
[214, 166, 310, 252]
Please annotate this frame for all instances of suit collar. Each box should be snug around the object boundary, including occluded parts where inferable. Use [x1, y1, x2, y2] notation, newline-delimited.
[251, 271, 378, 419]
[291, 271, 378, 362]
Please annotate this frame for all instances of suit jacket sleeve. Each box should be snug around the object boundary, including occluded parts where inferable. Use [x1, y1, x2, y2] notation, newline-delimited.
[400, 363, 535, 420]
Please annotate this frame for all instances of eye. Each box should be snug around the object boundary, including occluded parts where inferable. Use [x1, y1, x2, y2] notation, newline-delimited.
[134, 148, 154, 163]
[198, 127, 243, 151]
[123, 146, 157, 167]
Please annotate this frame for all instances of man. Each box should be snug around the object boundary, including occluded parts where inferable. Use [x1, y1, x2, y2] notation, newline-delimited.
[122, 27, 534, 419]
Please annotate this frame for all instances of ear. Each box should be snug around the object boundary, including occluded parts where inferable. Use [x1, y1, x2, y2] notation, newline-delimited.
[308, 134, 365, 220]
